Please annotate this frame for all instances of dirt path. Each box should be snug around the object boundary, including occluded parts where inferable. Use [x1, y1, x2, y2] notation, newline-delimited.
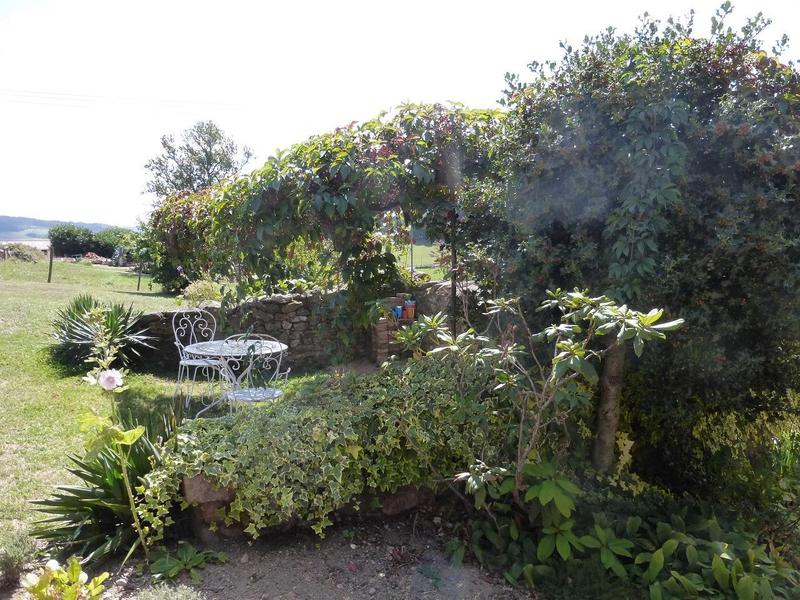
[8, 514, 532, 600]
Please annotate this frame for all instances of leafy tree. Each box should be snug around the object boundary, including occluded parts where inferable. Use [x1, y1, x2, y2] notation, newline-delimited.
[144, 121, 253, 198]
[140, 190, 219, 292]
[214, 104, 501, 312]
[93, 226, 134, 258]
[48, 224, 97, 256]
[461, 7, 800, 484]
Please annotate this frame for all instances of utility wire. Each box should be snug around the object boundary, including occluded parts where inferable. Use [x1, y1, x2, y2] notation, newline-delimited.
[0, 87, 246, 110]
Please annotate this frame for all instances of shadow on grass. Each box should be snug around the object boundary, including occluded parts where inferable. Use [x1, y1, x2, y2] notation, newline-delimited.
[40, 346, 88, 378]
[112, 289, 175, 300]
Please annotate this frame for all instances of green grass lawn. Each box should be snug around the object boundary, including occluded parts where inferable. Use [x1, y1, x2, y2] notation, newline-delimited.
[395, 243, 447, 280]
[0, 259, 177, 530]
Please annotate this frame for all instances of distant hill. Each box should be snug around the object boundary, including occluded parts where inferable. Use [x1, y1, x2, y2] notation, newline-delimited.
[0, 215, 122, 241]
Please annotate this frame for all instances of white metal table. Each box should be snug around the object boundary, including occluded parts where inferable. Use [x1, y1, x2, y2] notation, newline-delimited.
[184, 338, 288, 415]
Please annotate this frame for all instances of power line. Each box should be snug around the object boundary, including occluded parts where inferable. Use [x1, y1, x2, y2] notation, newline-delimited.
[0, 87, 246, 111]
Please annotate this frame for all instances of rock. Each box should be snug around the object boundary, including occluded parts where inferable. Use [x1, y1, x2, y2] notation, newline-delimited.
[414, 280, 478, 323]
[182, 474, 238, 534]
[381, 485, 435, 516]
[183, 475, 235, 505]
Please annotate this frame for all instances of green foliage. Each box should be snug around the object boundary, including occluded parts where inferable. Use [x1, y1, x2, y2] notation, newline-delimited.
[459, 7, 800, 498]
[48, 224, 98, 256]
[180, 280, 222, 306]
[2, 242, 42, 262]
[409, 289, 680, 503]
[140, 356, 506, 542]
[0, 526, 36, 589]
[149, 542, 226, 584]
[140, 190, 219, 292]
[32, 412, 170, 564]
[22, 557, 108, 600]
[94, 226, 136, 259]
[459, 463, 800, 599]
[51, 294, 152, 367]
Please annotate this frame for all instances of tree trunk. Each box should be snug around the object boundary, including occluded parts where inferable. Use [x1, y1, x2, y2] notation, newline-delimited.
[592, 341, 626, 472]
[449, 212, 457, 336]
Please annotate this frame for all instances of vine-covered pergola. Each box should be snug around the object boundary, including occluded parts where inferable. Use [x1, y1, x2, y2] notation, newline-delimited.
[212, 103, 504, 331]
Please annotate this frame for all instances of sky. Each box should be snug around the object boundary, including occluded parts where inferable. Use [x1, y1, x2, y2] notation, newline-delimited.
[0, 0, 798, 227]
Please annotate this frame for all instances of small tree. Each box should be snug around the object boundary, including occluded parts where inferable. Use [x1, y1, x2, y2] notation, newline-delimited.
[144, 121, 252, 198]
[48, 224, 97, 256]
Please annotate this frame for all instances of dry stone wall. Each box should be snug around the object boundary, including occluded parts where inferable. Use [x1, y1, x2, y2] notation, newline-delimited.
[136, 291, 355, 371]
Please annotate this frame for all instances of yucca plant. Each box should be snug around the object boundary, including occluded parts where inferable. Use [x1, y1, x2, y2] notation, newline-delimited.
[32, 411, 173, 564]
[52, 294, 153, 366]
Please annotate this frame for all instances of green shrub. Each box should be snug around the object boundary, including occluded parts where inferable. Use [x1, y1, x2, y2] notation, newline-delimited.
[2, 242, 42, 263]
[181, 280, 222, 306]
[136, 584, 207, 600]
[48, 224, 97, 256]
[94, 226, 135, 259]
[140, 356, 506, 541]
[51, 294, 152, 367]
[33, 412, 171, 564]
[0, 526, 36, 589]
[458, 7, 800, 502]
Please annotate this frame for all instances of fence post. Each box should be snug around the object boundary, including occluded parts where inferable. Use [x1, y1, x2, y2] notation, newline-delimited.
[47, 245, 54, 283]
[137, 261, 143, 291]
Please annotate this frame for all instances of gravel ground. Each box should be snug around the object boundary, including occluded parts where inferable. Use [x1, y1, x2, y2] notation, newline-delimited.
[6, 513, 533, 600]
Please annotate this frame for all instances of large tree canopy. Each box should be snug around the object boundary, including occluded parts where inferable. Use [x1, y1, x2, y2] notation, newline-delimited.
[212, 103, 502, 291]
[144, 120, 253, 198]
[460, 8, 800, 487]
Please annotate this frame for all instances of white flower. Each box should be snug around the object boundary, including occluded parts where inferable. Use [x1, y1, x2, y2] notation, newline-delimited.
[97, 369, 124, 391]
[78, 571, 88, 584]
[45, 559, 60, 571]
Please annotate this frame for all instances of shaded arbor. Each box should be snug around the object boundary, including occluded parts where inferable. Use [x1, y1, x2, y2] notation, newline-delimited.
[212, 104, 502, 308]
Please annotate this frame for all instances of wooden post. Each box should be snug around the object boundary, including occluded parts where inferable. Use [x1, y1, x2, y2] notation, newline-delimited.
[47, 245, 54, 283]
[136, 261, 143, 291]
[409, 225, 414, 275]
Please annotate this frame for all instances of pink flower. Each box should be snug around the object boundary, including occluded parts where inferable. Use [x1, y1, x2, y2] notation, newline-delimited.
[97, 369, 124, 391]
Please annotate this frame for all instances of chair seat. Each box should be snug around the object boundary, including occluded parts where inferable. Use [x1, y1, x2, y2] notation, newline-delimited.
[224, 387, 284, 403]
[180, 358, 223, 368]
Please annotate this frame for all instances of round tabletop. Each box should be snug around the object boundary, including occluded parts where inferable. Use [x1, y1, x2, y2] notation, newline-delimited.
[185, 339, 287, 358]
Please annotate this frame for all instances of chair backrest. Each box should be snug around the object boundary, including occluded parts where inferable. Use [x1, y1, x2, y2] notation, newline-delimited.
[224, 333, 284, 387]
[172, 310, 217, 360]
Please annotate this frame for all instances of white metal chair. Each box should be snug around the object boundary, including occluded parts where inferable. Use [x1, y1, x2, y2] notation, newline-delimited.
[221, 333, 288, 408]
[172, 309, 223, 410]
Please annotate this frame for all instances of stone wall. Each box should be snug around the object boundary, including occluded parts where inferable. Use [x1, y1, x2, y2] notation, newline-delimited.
[136, 291, 356, 371]
[136, 282, 476, 372]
